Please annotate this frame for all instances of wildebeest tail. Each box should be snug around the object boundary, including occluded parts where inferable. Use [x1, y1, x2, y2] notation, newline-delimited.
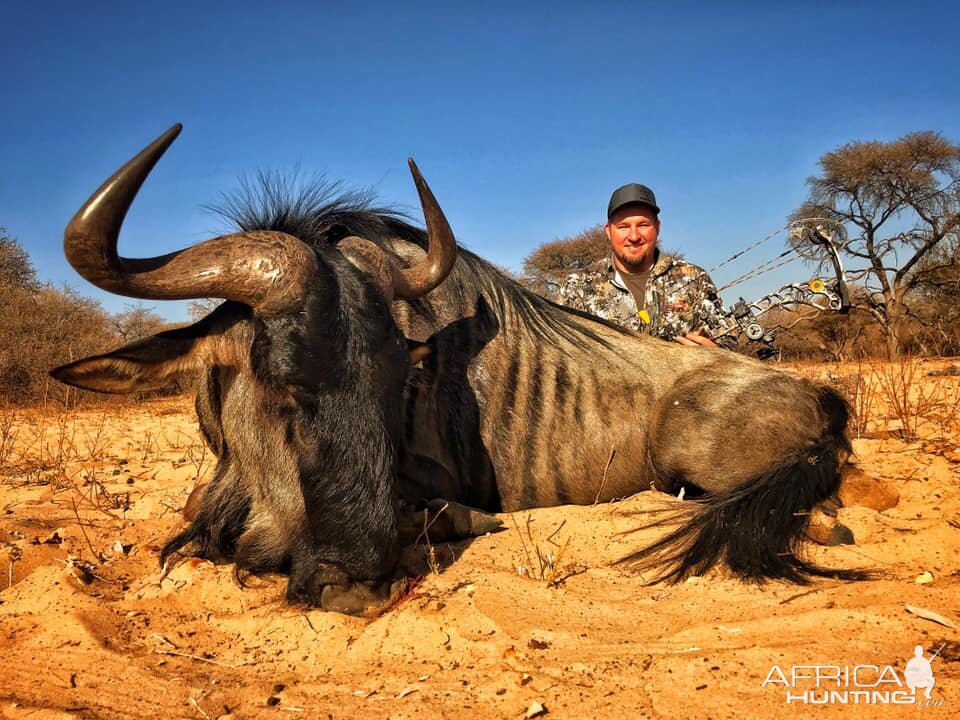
[622, 387, 868, 583]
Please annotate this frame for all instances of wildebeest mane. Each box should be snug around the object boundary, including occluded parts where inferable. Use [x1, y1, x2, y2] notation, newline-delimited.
[211, 172, 623, 348]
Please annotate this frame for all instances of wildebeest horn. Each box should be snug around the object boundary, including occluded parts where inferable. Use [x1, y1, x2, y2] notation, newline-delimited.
[64, 124, 317, 313]
[392, 159, 458, 299]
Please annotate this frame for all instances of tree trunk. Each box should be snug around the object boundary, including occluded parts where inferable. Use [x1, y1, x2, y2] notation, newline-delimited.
[884, 327, 900, 360]
[883, 295, 907, 359]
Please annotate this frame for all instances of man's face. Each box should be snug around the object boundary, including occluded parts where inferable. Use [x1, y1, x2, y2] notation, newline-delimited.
[605, 204, 660, 273]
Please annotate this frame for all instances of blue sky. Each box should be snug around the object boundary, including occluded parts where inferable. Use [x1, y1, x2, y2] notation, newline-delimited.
[3, 1, 959, 321]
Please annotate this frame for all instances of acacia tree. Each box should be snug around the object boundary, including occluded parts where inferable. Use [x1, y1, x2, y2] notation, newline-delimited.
[0, 227, 39, 291]
[521, 225, 609, 297]
[792, 132, 960, 357]
[111, 302, 166, 343]
[0, 231, 116, 403]
[911, 235, 960, 354]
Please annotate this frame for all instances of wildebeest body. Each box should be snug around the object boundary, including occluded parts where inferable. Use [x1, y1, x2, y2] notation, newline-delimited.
[390, 246, 827, 503]
[389, 244, 855, 581]
[53, 126, 861, 614]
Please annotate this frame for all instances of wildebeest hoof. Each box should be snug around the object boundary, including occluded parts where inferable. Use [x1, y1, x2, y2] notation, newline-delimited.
[806, 508, 855, 546]
[838, 466, 900, 511]
[398, 500, 503, 544]
[319, 578, 407, 616]
[183, 482, 208, 522]
[427, 499, 503, 537]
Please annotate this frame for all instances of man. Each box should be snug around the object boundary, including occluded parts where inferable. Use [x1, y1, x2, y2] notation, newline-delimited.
[557, 183, 733, 348]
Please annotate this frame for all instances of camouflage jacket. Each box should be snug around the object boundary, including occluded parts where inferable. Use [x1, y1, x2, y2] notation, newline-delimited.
[555, 251, 735, 345]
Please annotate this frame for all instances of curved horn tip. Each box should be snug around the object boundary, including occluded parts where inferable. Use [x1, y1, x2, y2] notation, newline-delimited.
[149, 123, 184, 154]
[406, 158, 441, 207]
[126, 124, 183, 166]
[407, 157, 424, 184]
[63, 122, 187, 289]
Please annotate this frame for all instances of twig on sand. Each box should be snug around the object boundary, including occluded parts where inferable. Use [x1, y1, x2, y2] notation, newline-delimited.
[189, 697, 211, 720]
[594, 446, 616, 504]
[71, 496, 98, 558]
[154, 648, 247, 669]
[301, 612, 319, 635]
[779, 587, 825, 605]
[510, 514, 535, 576]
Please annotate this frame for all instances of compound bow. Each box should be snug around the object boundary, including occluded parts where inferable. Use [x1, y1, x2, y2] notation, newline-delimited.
[705, 218, 851, 357]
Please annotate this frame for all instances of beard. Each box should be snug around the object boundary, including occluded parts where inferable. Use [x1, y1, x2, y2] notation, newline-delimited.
[613, 244, 656, 273]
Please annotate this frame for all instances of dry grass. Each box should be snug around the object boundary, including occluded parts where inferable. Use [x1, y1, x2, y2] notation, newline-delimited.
[510, 514, 572, 587]
[794, 357, 960, 444]
[0, 406, 21, 468]
[873, 358, 954, 441]
[847, 359, 879, 438]
[417, 502, 450, 576]
[0, 398, 209, 569]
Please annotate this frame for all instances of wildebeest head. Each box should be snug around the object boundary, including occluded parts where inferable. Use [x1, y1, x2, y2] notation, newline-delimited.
[51, 125, 458, 613]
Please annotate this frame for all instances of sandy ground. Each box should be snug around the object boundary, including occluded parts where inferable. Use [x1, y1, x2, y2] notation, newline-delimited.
[1, 360, 958, 719]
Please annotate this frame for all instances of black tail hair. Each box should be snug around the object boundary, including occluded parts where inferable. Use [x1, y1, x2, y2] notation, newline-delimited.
[622, 387, 868, 583]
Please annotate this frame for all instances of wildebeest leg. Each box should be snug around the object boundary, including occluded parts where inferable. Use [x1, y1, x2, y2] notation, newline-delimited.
[805, 461, 899, 546]
[397, 499, 503, 545]
[805, 503, 855, 546]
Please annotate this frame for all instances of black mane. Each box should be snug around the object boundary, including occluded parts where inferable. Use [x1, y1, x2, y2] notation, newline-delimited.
[211, 173, 625, 347]
[209, 170, 426, 249]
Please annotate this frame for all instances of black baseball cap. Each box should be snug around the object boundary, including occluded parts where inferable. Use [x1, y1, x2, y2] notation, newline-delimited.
[607, 183, 659, 219]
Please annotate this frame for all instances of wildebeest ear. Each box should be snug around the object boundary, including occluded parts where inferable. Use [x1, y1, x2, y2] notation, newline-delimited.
[50, 308, 248, 394]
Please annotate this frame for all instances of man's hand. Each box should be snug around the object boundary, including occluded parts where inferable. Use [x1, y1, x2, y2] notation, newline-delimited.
[674, 331, 718, 348]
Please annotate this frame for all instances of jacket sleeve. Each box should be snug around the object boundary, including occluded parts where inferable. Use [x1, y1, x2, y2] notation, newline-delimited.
[555, 272, 592, 313]
[690, 272, 740, 351]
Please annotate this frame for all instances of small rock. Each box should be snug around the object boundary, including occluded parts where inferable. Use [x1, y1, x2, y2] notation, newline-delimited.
[915, 571, 935, 585]
[525, 700, 548, 718]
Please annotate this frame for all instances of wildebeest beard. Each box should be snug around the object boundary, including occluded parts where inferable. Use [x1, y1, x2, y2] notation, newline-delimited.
[53, 125, 868, 616]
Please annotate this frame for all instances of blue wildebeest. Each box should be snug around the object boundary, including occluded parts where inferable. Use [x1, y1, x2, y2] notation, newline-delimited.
[53, 126, 863, 614]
